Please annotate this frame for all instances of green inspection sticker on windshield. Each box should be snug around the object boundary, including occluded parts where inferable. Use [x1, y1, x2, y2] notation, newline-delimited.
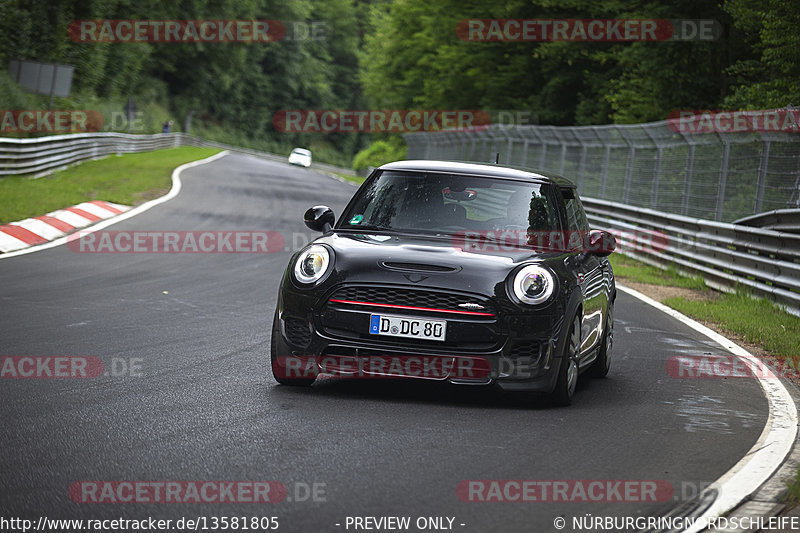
[349, 214, 364, 225]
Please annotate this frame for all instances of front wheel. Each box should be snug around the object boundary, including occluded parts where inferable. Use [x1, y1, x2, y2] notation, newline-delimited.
[589, 302, 613, 378]
[551, 315, 580, 406]
[270, 310, 315, 387]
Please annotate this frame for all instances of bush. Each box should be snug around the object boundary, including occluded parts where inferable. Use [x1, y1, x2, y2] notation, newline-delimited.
[352, 138, 407, 172]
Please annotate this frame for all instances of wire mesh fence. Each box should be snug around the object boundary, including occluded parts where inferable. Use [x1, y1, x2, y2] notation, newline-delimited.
[404, 121, 800, 223]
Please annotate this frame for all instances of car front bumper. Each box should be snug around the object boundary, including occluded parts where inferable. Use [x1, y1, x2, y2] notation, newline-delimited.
[276, 283, 568, 393]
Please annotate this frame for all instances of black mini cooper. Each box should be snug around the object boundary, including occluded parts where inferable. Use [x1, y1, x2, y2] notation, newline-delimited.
[271, 160, 616, 405]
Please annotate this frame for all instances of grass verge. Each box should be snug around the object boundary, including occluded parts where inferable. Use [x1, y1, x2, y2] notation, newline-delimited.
[609, 254, 707, 290]
[0, 147, 220, 224]
[663, 290, 800, 363]
[609, 253, 800, 361]
[328, 171, 365, 185]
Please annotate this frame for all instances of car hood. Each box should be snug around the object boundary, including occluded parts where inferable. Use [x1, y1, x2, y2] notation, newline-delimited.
[308, 231, 568, 299]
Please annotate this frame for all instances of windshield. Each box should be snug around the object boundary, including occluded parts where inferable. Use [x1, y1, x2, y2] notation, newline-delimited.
[338, 171, 560, 235]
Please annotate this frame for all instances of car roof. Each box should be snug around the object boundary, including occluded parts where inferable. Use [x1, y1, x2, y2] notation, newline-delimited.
[377, 160, 576, 188]
[292, 148, 311, 154]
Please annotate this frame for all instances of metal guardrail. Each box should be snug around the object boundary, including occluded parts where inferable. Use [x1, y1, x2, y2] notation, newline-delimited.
[0, 132, 184, 176]
[0, 132, 356, 177]
[734, 209, 800, 234]
[583, 197, 800, 316]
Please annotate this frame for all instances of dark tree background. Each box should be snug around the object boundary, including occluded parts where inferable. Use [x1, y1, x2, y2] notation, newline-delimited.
[0, 0, 797, 165]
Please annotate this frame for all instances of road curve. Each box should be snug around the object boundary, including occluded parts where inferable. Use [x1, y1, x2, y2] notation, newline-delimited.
[0, 153, 771, 532]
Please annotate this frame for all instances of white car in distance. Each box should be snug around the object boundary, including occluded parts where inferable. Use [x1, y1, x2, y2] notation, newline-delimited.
[288, 148, 312, 168]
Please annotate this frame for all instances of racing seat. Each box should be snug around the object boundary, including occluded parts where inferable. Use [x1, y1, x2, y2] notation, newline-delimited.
[488, 192, 551, 230]
[439, 203, 467, 226]
[396, 183, 444, 229]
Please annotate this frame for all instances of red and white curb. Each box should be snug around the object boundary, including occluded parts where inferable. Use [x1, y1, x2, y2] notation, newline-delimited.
[0, 150, 229, 260]
[0, 201, 130, 253]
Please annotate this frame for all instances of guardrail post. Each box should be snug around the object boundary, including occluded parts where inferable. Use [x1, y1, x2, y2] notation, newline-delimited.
[453, 131, 466, 160]
[622, 145, 635, 205]
[793, 175, 800, 209]
[755, 140, 770, 213]
[599, 144, 611, 199]
[527, 128, 544, 170]
[481, 130, 491, 161]
[715, 138, 730, 221]
[577, 144, 587, 194]
[682, 143, 695, 216]
[521, 138, 529, 167]
[650, 146, 663, 208]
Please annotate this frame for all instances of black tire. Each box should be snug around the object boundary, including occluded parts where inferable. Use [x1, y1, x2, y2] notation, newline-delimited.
[551, 314, 580, 406]
[589, 302, 614, 378]
[270, 310, 316, 387]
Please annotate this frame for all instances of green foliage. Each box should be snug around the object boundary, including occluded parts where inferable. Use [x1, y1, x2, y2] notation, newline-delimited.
[1, 0, 797, 163]
[359, 0, 739, 125]
[0, 71, 39, 109]
[0, 0, 365, 164]
[722, 0, 800, 108]
[352, 138, 406, 171]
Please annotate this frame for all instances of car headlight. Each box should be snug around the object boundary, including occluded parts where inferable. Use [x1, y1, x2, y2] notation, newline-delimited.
[512, 265, 555, 305]
[293, 245, 332, 285]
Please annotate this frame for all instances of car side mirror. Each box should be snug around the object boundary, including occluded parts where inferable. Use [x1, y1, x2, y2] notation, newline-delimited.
[304, 205, 335, 233]
[586, 229, 616, 256]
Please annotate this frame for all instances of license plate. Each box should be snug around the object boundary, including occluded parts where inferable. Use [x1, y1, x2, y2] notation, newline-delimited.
[369, 314, 447, 342]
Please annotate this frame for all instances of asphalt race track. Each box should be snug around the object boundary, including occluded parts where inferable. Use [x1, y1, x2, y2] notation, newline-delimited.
[0, 153, 770, 532]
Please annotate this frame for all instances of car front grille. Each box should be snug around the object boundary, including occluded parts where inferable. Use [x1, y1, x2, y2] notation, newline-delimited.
[320, 285, 501, 350]
[328, 286, 495, 316]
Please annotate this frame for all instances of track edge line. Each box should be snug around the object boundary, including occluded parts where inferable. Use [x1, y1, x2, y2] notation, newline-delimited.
[617, 284, 798, 532]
